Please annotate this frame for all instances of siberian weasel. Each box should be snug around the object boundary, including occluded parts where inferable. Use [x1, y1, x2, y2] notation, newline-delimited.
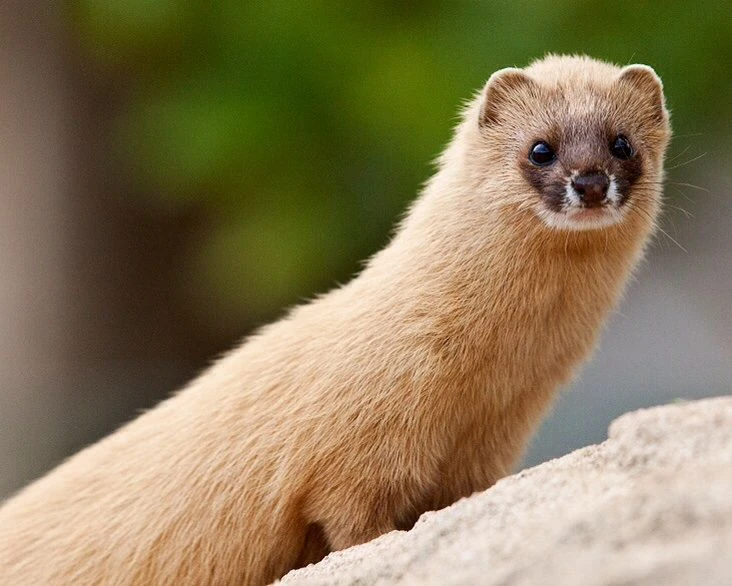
[0, 55, 670, 585]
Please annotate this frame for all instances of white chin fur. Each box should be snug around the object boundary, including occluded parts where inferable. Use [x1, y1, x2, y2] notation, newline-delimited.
[536, 174, 627, 231]
[536, 206, 627, 231]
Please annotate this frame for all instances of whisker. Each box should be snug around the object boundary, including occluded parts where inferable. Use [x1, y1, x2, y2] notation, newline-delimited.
[627, 201, 688, 253]
[666, 145, 691, 164]
[665, 204, 694, 219]
[671, 132, 705, 138]
[668, 181, 709, 193]
[668, 185, 695, 204]
[655, 225, 688, 253]
[666, 152, 707, 171]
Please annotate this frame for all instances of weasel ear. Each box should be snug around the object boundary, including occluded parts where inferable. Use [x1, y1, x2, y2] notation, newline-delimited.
[616, 64, 667, 123]
[480, 68, 536, 127]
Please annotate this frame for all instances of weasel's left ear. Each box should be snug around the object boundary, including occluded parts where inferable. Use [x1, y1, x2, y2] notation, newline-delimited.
[616, 64, 667, 123]
[480, 68, 537, 127]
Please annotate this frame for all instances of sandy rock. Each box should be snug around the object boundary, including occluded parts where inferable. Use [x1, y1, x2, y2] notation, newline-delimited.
[280, 397, 732, 585]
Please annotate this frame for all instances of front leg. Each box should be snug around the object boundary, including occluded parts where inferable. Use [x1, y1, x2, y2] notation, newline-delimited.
[309, 487, 402, 551]
[324, 514, 398, 551]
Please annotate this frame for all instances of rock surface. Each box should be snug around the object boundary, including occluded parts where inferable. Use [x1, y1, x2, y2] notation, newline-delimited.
[281, 397, 732, 585]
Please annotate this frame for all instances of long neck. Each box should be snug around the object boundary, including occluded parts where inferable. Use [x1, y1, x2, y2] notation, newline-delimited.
[347, 152, 655, 412]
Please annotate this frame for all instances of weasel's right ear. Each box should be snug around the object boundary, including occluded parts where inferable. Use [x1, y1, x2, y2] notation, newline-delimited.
[479, 68, 536, 127]
[616, 64, 667, 123]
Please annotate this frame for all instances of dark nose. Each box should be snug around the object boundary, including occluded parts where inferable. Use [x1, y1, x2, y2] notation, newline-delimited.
[572, 173, 609, 207]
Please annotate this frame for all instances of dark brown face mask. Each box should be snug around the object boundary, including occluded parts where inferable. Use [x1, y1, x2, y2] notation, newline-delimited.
[518, 122, 643, 215]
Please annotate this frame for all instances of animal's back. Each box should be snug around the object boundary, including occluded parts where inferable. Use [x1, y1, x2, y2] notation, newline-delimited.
[0, 334, 311, 585]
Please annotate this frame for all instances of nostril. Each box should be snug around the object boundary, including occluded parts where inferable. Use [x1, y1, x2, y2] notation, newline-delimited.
[571, 180, 585, 195]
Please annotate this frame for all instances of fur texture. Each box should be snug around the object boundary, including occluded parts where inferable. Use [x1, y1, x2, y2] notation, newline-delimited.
[0, 55, 671, 585]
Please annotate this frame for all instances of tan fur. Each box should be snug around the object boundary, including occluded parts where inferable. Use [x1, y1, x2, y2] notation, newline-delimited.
[0, 55, 670, 585]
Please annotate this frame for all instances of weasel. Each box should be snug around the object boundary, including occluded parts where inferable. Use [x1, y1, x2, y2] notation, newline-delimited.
[0, 55, 670, 585]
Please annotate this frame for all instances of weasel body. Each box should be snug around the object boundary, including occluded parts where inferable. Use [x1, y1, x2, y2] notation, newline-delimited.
[0, 55, 670, 585]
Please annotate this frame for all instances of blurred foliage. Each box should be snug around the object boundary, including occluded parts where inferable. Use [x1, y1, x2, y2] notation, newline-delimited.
[66, 0, 731, 326]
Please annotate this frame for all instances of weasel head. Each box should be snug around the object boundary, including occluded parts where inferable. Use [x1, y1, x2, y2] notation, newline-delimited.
[474, 55, 671, 232]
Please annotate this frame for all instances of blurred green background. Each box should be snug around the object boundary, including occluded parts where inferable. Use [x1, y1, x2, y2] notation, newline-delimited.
[68, 0, 730, 325]
[0, 1, 729, 498]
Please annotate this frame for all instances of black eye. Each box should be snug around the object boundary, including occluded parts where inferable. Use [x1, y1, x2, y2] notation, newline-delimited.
[611, 135, 634, 160]
[529, 141, 556, 166]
